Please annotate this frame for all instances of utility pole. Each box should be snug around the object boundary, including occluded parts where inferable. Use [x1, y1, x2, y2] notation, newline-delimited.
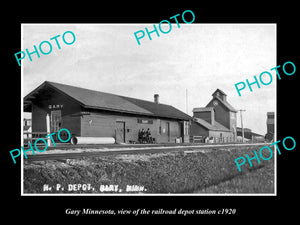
[238, 109, 246, 142]
[186, 89, 188, 114]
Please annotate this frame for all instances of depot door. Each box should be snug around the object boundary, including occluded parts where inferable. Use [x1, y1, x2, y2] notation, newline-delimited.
[50, 110, 61, 140]
[116, 121, 125, 143]
[167, 122, 170, 142]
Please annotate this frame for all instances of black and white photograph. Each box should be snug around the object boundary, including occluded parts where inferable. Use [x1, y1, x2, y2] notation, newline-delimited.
[3, 4, 298, 220]
[21, 23, 276, 195]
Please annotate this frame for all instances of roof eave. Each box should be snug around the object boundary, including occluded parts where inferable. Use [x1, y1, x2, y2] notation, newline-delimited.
[23, 81, 87, 109]
[83, 105, 191, 121]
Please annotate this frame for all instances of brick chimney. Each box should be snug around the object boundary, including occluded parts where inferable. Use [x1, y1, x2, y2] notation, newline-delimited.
[154, 94, 159, 104]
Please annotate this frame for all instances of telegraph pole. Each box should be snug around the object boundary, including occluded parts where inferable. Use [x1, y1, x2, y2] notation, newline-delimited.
[186, 89, 188, 114]
[238, 109, 246, 142]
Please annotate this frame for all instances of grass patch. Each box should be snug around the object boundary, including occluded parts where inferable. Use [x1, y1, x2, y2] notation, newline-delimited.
[23, 145, 274, 194]
[195, 161, 274, 193]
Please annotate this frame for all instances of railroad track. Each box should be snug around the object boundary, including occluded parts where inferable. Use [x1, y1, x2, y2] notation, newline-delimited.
[24, 142, 267, 162]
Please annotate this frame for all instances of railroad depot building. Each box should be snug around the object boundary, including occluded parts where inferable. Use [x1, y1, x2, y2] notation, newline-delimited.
[24, 81, 191, 144]
[190, 89, 237, 142]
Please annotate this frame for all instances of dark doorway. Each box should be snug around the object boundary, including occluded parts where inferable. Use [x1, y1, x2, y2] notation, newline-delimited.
[50, 110, 61, 140]
[167, 122, 170, 142]
[116, 121, 125, 143]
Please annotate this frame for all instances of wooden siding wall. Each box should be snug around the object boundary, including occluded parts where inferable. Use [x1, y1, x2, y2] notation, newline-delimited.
[193, 111, 214, 124]
[31, 90, 81, 136]
[229, 112, 237, 133]
[209, 130, 234, 138]
[158, 119, 181, 143]
[81, 113, 119, 138]
[267, 124, 274, 134]
[190, 122, 209, 137]
[80, 111, 183, 143]
[207, 101, 230, 129]
[32, 104, 47, 132]
[62, 115, 81, 136]
[190, 122, 234, 139]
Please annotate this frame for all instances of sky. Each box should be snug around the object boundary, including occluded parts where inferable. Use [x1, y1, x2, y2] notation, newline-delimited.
[22, 23, 276, 135]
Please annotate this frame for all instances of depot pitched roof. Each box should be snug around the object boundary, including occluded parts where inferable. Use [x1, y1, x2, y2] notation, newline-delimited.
[24, 81, 192, 121]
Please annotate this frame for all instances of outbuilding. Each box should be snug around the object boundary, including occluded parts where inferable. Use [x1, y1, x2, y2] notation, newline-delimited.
[24, 81, 191, 144]
[190, 89, 237, 142]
